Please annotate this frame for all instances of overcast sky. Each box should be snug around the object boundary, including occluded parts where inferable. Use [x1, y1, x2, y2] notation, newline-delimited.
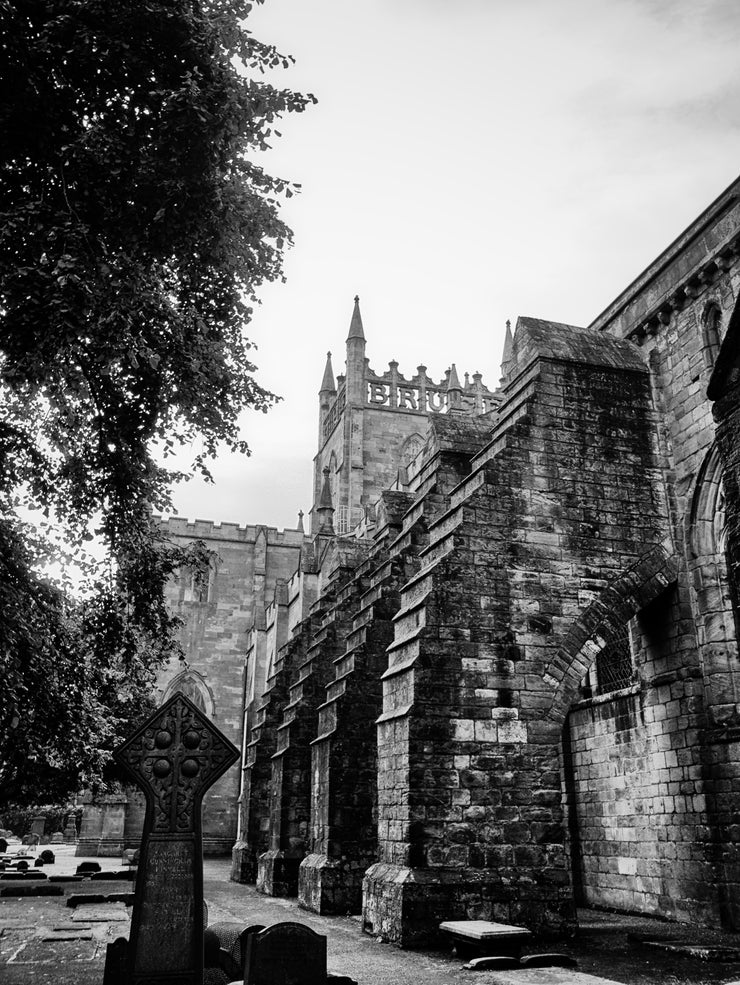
[166, 0, 740, 531]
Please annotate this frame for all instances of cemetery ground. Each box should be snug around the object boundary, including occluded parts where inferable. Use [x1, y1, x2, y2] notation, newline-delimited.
[1, 848, 740, 985]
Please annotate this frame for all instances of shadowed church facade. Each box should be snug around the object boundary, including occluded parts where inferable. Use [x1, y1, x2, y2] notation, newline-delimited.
[145, 176, 740, 944]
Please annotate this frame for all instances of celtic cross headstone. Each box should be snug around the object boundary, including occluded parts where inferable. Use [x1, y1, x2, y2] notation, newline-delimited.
[112, 691, 239, 985]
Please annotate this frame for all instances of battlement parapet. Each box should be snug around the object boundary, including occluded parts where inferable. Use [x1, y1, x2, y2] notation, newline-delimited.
[155, 515, 307, 547]
[364, 359, 498, 416]
[321, 357, 500, 442]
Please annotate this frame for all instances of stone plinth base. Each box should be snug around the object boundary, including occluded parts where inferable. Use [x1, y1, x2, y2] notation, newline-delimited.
[256, 849, 301, 897]
[75, 839, 101, 857]
[298, 853, 364, 915]
[96, 838, 124, 857]
[231, 840, 258, 884]
[362, 864, 576, 948]
[203, 836, 235, 857]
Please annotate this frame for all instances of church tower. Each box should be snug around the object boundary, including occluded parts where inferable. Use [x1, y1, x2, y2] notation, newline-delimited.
[310, 297, 498, 535]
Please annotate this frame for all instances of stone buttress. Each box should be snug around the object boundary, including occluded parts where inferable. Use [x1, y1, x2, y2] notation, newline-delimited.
[256, 547, 370, 896]
[297, 417, 493, 914]
[362, 318, 674, 945]
[231, 610, 321, 883]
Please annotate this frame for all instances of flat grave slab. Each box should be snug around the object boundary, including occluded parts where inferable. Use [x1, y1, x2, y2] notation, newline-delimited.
[7, 938, 99, 965]
[71, 903, 129, 923]
[440, 920, 533, 956]
[479, 970, 629, 985]
[641, 939, 740, 961]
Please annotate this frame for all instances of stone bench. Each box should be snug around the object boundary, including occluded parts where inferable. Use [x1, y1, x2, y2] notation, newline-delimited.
[439, 920, 533, 958]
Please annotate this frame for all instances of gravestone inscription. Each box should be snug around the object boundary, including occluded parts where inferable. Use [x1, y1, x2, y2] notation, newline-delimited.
[113, 691, 239, 985]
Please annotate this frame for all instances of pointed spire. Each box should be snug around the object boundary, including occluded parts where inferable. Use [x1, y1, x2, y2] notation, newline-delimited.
[347, 295, 365, 342]
[447, 363, 462, 391]
[320, 351, 336, 394]
[317, 466, 335, 533]
[500, 319, 514, 381]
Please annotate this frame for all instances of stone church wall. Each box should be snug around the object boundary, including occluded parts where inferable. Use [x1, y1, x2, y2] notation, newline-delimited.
[566, 587, 715, 924]
[154, 518, 305, 854]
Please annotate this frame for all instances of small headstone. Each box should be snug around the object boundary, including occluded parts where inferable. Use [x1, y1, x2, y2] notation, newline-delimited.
[0, 838, 7, 853]
[40, 849, 55, 864]
[0, 871, 47, 880]
[34, 858, 45, 867]
[91, 869, 135, 880]
[51, 831, 64, 844]
[209, 921, 261, 970]
[67, 893, 107, 907]
[76, 861, 102, 874]
[122, 848, 138, 867]
[30, 814, 47, 842]
[105, 891, 135, 905]
[16, 860, 29, 871]
[113, 691, 239, 984]
[103, 938, 128, 985]
[243, 922, 327, 985]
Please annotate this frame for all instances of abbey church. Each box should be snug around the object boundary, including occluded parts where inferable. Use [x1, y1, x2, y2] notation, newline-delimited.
[84, 175, 740, 945]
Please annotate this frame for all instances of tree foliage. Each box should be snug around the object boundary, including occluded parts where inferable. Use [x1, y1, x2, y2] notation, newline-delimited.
[0, 0, 313, 804]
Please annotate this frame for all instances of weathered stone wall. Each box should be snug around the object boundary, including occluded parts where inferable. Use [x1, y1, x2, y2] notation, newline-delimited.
[587, 184, 740, 928]
[155, 518, 305, 853]
[364, 321, 673, 945]
[231, 621, 317, 882]
[299, 498, 417, 914]
[566, 588, 714, 923]
[257, 551, 369, 897]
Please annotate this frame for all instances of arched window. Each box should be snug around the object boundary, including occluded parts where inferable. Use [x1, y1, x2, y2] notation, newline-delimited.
[161, 670, 214, 716]
[702, 302, 722, 373]
[401, 433, 424, 468]
[328, 451, 338, 503]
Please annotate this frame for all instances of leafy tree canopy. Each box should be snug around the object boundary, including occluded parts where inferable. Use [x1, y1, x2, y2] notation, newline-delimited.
[0, 0, 313, 804]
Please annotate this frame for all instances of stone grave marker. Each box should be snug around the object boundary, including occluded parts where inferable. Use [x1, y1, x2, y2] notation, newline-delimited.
[243, 922, 327, 985]
[113, 691, 239, 985]
[63, 815, 78, 843]
[30, 814, 46, 842]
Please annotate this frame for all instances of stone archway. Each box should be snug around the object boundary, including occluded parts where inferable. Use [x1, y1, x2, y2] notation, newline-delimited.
[545, 542, 680, 724]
